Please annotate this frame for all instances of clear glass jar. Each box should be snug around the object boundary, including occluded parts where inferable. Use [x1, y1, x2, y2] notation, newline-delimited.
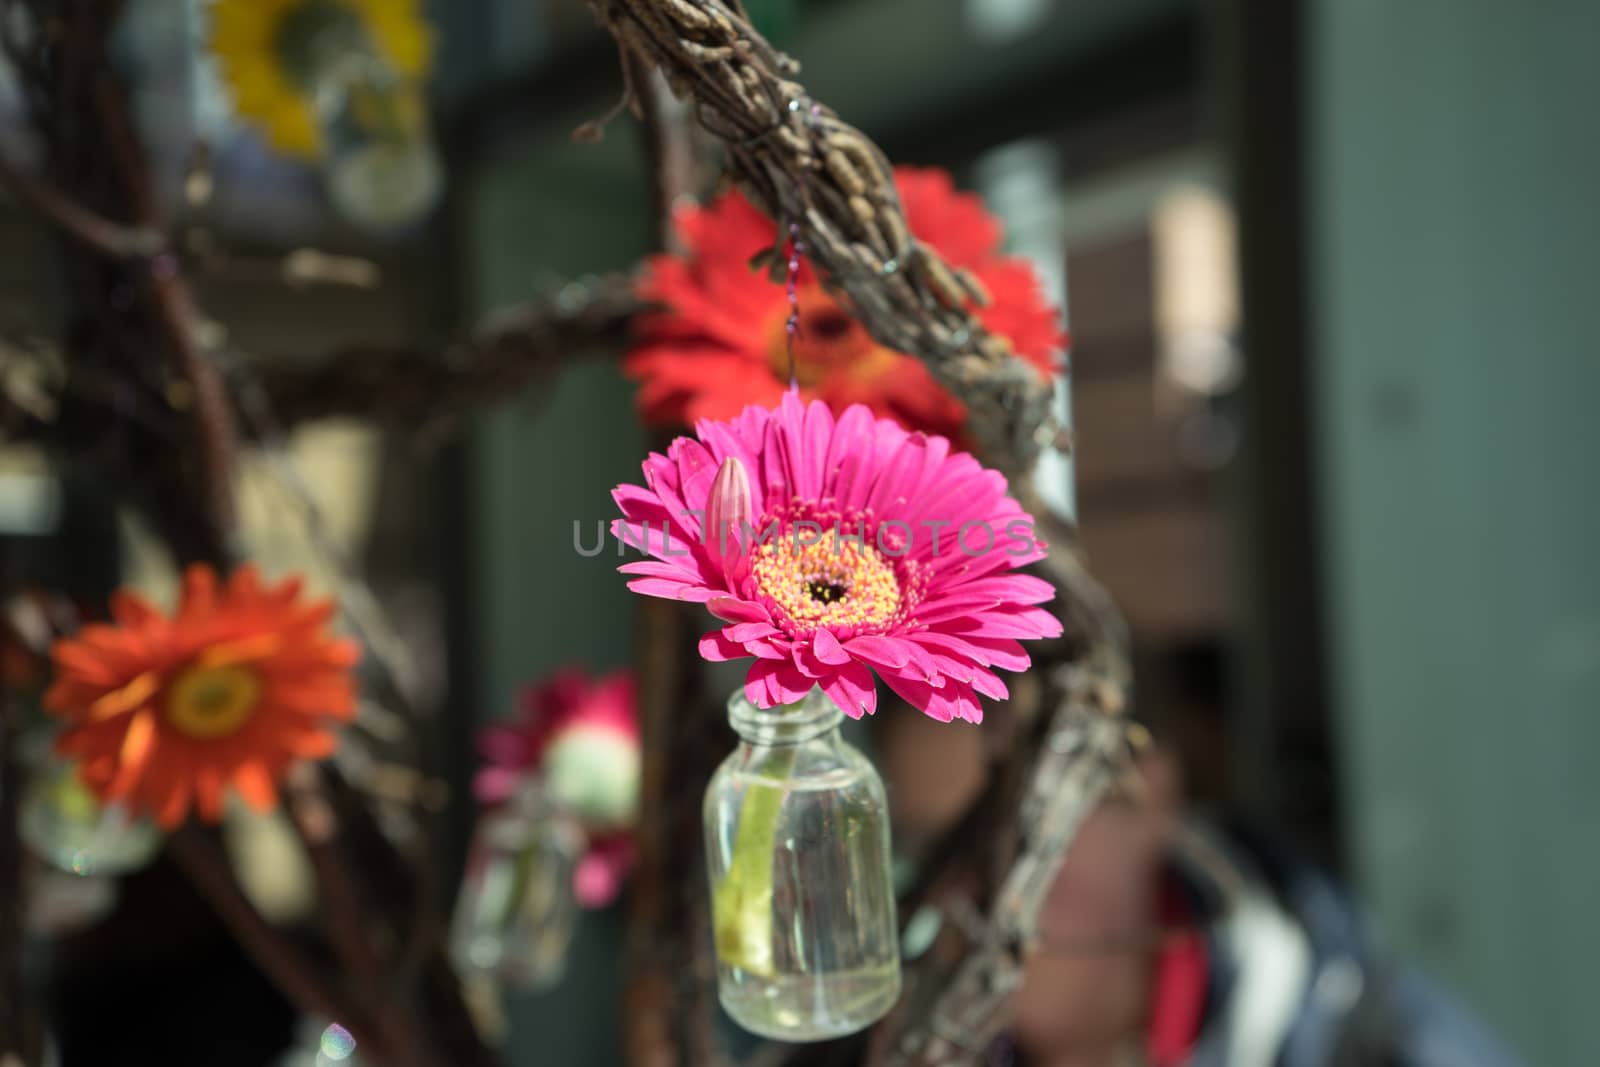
[287, 5, 443, 231]
[19, 747, 161, 878]
[317, 69, 443, 232]
[450, 778, 583, 992]
[703, 687, 900, 1041]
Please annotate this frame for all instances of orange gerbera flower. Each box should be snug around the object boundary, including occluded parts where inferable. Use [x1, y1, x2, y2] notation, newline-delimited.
[44, 564, 359, 829]
[627, 166, 1066, 440]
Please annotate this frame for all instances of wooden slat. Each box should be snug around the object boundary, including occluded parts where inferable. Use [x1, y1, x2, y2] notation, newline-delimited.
[1077, 504, 1228, 638]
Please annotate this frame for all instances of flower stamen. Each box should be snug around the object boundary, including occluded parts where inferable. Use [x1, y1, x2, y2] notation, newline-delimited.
[166, 664, 262, 740]
[752, 524, 904, 639]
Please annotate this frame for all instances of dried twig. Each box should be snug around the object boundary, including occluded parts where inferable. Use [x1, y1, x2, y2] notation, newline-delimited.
[0, 674, 42, 1066]
[879, 529, 1130, 1066]
[283, 764, 432, 1067]
[167, 826, 366, 1036]
[0, 147, 165, 260]
[246, 274, 643, 437]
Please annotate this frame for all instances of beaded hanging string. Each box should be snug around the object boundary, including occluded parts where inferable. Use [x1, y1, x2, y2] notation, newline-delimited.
[779, 96, 827, 391]
[783, 218, 801, 389]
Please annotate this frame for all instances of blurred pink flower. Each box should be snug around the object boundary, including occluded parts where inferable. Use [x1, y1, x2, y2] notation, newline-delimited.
[475, 668, 639, 908]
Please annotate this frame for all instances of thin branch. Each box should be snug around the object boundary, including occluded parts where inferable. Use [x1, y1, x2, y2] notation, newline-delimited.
[879, 673, 1125, 1066]
[283, 764, 432, 1067]
[871, 517, 1130, 1067]
[0, 658, 42, 1066]
[318, 765, 501, 1067]
[167, 826, 373, 1039]
[44, 1, 239, 563]
[245, 273, 643, 437]
[0, 276, 643, 450]
[0, 148, 164, 260]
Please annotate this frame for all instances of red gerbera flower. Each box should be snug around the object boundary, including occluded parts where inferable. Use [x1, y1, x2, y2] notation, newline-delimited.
[44, 565, 358, 828]
[628, 166, 1065, 440]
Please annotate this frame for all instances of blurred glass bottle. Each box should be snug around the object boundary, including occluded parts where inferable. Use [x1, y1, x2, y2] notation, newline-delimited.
[20, 739, 162, 879]
[285, 3, 443, 231]
[451, 776, 583, 993]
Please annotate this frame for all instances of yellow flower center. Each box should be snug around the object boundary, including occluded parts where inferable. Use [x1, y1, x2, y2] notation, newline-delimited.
[751, 533, 903, 636]
[166, 664, 262, 740]
[767, 286, 898, 388]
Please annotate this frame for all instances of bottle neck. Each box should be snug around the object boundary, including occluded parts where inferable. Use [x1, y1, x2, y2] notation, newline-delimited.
[727, 686, 843, 747]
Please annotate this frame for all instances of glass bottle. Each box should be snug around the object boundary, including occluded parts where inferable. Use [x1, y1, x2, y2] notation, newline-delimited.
[703, 687, 900, 1041]
[450, 777, 583, 993]
[19, 748, 161, 878]
[285, 4, 443, 231]
[315, 63, 443, 232]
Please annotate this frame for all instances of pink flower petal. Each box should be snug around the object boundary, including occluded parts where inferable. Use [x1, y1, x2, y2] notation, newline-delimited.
[699, 631, 750, 662]
[574, 853, 622, 909]
[624, 577, 717, 602]
[970, 668, 1009, 701]
[918, 633, 1032, 673]
[908, 594, 1007, 625]
[825, 404, 876, 500]
[910, 645, 978, 684]
[881, 673, 947, 721]
[707, 597, 769, 624]
[820, 660, 878, 718]
[726, 621, 780, 643]
[611, 484, 681, 529]
[865, 432, 930, 517]
[472, 766, 523, 805]
[791, 644, 826, 679]
[900, 640, 944, 685]
[746, 638, 787, 661]
[619, 559, 702, 582]
[609, 518, 702, 565]
[844, 634, 912, 670]
[671, 437, 720, 528]
[812, 628, 851, 665]
[793, 397, 834, 499]
[954, 573, 1057, 605]
[745, 658, 814, 708]
[943, 606, 1064, 640]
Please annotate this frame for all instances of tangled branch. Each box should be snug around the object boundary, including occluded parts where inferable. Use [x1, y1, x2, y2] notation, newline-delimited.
[245, 274, 643, 437]
[878, 527, 1130, 1066]
[584, 0, 1059, 481]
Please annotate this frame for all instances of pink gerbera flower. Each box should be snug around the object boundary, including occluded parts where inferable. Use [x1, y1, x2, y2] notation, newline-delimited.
[612, 392, 1061, 723]
[475, 668, 639, 908]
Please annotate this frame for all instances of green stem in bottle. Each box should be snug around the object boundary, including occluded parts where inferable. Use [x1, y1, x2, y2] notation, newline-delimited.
[713, 742, 798, 976]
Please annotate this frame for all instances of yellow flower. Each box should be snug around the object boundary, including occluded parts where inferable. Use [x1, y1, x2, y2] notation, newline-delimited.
[209, 0, 434, 160]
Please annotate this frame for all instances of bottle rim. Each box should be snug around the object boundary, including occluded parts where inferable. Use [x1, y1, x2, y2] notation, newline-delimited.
[726, 685, 844, 745]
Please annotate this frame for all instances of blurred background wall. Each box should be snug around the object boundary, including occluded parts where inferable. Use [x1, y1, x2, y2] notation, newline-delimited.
[1305, 3, 1600, 1065]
